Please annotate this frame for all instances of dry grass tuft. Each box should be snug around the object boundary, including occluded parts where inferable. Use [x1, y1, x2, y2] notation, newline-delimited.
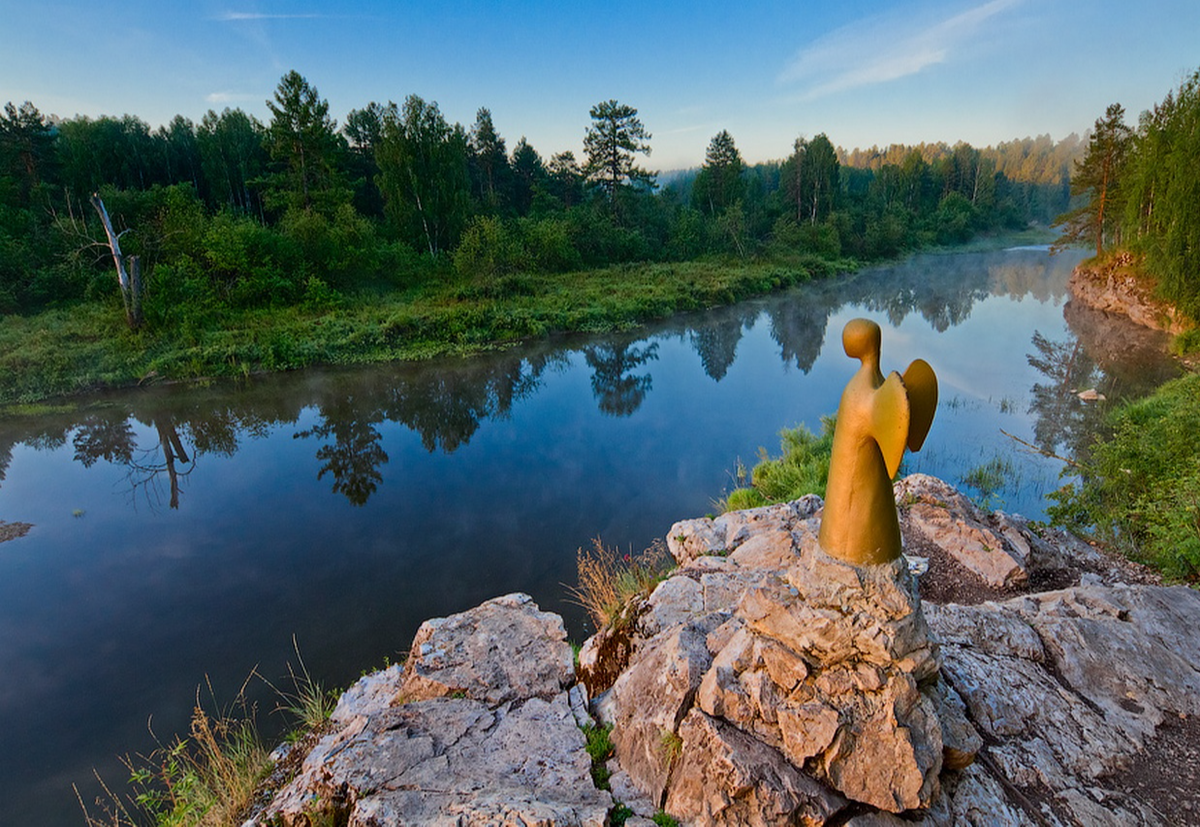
[77, 675, 273, 827]
[568, 537, 673, 631]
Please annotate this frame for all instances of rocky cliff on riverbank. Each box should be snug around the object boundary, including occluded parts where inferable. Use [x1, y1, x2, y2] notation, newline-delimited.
[1068, 253, 1187, 335]
[250, 475, 1200, 826]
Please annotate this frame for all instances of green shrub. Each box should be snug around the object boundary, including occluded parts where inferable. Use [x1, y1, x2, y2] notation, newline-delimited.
[1171, 327, 1200, 356]
[1049, 372, 1200, 579]
[453, 215, 528, 279]
[719, 419, 835, 512]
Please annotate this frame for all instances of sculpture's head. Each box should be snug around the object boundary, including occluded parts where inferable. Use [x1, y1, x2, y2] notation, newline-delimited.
[842, 318, 881, 361]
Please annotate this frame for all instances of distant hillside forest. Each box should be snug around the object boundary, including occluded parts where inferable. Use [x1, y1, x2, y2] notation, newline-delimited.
[0, 70, 1080, 321]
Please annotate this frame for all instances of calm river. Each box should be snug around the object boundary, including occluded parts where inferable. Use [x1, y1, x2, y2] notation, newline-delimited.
[0, 247, 1180, 825]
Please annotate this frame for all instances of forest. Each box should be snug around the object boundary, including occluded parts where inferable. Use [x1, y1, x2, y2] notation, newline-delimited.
[0, 71, 1080, 314]
[1054, 67, 1200, 322]
[0, 70, 1082, 403]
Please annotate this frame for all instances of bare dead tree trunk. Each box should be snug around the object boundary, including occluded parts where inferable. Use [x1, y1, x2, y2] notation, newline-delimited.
[89, 192, 144, 329]
[154, 419, 190, 510]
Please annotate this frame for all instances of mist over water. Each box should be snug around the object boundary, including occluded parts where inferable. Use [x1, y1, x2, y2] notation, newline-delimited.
[0, 247, 1179, 826]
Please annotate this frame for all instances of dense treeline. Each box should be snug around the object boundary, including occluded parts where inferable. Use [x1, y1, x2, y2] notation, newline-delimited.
[1055, 67, 1200, 321]
[0, 70, 1077, 322]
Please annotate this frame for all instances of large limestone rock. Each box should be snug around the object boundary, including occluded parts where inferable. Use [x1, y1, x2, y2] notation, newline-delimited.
[895, 475, 1028, 589]
[398, 591, 575, 705]
[666, 708, 846, 826]
[259, 593, 611, 826]
[614, 536, 949, 815]
[254, 476, 1197, 826]
[928, 584, 1200, 825]
[597, 480, 1197, 825]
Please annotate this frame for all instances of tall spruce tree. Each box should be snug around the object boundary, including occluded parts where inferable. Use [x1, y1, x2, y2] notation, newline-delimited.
[1054, 103, 1131, 256]
[467, 107, 510, 213]
[692, 130, 744, 216]
[263, 70, 349, 215]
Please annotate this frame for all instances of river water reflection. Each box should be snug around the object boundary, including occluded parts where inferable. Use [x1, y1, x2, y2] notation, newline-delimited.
[0, 247, 1180, 825]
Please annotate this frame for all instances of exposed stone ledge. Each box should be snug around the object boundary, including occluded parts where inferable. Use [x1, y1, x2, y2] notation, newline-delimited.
[251, 476, 1198, 826]
[1068, 254, 1187, 335]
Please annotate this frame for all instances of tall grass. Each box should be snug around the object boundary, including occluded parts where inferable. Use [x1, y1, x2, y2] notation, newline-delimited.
[78, 676, 270, 827]
[718, 419, 835, 512]
[1, 256, 847, 407]
[77, 645, 340, 827]
[1049, 372, 1200, 580]
[568, 538, 674, 631]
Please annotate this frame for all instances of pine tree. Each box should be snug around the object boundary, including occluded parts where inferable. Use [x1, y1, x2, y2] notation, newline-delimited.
[582, 100, 654, 204]
[263, 71, 349, 215]
[692, 130, 744, 216]
[1053, 103, 1131, 256]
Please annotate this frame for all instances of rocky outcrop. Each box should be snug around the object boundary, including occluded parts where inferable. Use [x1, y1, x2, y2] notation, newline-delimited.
[258, 593, 611, 826]
[255, 476, 1199, 826]
[1068, 255, 1187, 335]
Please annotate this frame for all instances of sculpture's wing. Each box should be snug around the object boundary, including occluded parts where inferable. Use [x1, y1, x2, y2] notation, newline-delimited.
[902, 358, 938, 452]
[873, 372, 910, 479]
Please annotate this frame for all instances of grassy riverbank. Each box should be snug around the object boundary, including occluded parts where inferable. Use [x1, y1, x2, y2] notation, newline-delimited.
[2, 254, 847, 408]
[0, 228, 1060, 412]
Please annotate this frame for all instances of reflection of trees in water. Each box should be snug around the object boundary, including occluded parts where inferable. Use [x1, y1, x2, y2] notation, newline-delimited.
[70, 412, 195, 509]
[297, 415, 387, 507]
[0, 350, 562, 509]
[690, 318, 744, 381]
[296, 352, 560, 504]
[585, 340, 659, 416]
[1026, 331, 1105, 458]
[1023, 299, 1184, 464]
[3, 249, 1143, 510]
[383, 354, 554, 452]
[765, 288, 836, 373]
[659, 302, 758, 383]
[72, 414, 135, 467]
[987, 260, 1057, 304]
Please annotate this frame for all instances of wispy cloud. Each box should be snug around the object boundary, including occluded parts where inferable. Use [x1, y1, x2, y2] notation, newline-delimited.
[778, 0, 1023, 100]
[205, 91, 261, 103]
[216, 12, 326, 21]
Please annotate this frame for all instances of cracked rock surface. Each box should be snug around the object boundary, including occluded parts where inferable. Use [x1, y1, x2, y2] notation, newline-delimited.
[259, 593, 611, 826]
[255, 476, 1200, 826]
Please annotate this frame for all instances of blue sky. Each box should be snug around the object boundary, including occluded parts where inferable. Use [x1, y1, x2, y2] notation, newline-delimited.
[2, 0, 1197, 170]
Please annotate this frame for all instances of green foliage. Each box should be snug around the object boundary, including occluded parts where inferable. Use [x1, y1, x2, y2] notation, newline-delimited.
[720, 419, 836, 512]
[569, 538, 675, 632]
[1049, 373, 1200, 579]
[1171, 328, 1200, 356]
[453, 215, 527, 278]
[1124, 70, 1200, 321]
[692, 130, 744, 216]
[652, 812, 681, 827]
[583, 100, 655, 205]
[2, 69, 1084, 398]
[1054, 102, 1132, 256]
[934, 192, 977, 245]
[960, 455, 1014, 509]
[377, 95, 471, 257]
[262, 71, 351, 216]
[582, 723, 616, 789]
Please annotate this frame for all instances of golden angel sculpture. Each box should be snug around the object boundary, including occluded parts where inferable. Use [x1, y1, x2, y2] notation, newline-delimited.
[818, 318, 938, 566]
